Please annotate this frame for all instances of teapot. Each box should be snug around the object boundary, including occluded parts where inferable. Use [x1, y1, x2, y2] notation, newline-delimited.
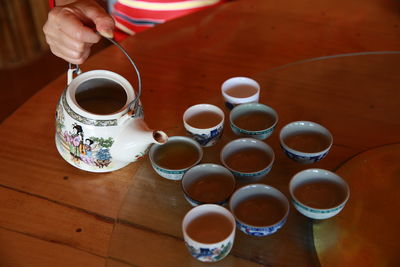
[55, 37, 168, 172]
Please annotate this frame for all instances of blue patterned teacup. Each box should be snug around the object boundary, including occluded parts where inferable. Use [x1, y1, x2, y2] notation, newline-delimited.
[279, 121, 333, 164]
[182, 204, 236, 262]
[229, 184, 289, 236]
[230, 103, 278, 140]
[183, 104, 224, 147]
[289, 168, 350, 220]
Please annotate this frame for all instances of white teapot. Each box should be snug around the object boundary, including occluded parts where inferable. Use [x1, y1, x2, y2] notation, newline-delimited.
[55, 38, 167, 172]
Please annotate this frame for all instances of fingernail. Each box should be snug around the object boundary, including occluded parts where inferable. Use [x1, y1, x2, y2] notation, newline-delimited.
[99, 28, 114, 39]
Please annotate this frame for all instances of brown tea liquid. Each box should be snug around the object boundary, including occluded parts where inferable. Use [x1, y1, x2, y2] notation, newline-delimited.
[153, 141, 199, 169]
[293, 179, 347, 209]
[75, 78, 127, 114]
[225, 147, 271, 173]
[225, 84, 257, 98]
[233, 111, 275, 131]
[186, 174, 234, 203]
[186, 111, 222, 129]
[283, 131, 331, 153]
[186, 212, 233, 244]
[234, 195, 286, 226]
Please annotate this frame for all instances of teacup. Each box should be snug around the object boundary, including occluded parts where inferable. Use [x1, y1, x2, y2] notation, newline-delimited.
[230, 103, 278, 140]
[182, 204, 236, 262]
[149, 136, 203, 180]
[221, 77, 260, 110]
[220, 138, 274, 182]
[289, 168, 350, 220]
[279, 121, 333, 164]
[181, 164, 236, 206]
[229, 184, 289, 236]
[183, 104, 224, 147]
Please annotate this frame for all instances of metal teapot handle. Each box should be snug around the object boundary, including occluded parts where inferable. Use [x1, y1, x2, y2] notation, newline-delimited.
[68, 35, 142, 118]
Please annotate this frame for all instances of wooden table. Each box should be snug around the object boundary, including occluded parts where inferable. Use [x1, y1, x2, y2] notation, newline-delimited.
[1, 0, 399, 266]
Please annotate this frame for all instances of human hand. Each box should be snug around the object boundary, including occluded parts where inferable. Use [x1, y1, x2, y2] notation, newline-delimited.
[43, 0, 115, 64]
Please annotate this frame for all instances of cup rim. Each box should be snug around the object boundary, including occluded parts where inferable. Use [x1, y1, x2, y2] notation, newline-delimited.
[149, 136, 203, 172]
[229, 184, 290, 228]
[182, 204, 236, 246]
[289, 168, 350, 212]
[230, 103, 279, 134]
[220, 138, 275, 175]
[181, 163, 236, 204]
[221, 77, 260, 102]
[183, 103, 225, 131]
[279, 121, 333, 156]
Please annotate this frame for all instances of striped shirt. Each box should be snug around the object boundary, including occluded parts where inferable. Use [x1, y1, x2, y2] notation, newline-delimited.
[112, 0, 228, 39]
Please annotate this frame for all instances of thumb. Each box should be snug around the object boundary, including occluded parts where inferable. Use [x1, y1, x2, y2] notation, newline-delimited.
[94, 14, 115, 39]
[78, 1, 115, 38]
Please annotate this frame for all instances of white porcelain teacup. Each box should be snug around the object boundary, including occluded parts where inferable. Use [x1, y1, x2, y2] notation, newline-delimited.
[181, 164, 236, 206]
[230, 103, 278, 140]
[220, 138, 274, 182]
[183, 104, 224, 147]
[221, 77, 260, 110]
[229, 184, 289, 236]
[279, 121, 333, 164]
[149, 136, 203, 180]
[182, 204, 236, 262]
[289, 168, 350, 220]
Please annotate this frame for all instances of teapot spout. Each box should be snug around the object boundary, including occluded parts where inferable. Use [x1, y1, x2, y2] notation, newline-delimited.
[152, 130, 168, 145]
[110, 119, 168, 164]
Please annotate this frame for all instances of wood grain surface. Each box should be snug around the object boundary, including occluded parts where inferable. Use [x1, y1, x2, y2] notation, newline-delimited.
[0, 0, 399, 266]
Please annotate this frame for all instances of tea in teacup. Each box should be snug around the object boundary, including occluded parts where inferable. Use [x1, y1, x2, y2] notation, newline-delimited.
[233, 110, 276, 131]
[75, 78, 127, 114]
[229, 184, 289, 236]
[230, 103, 278, 140]
[225, 84, 258, 98]
[186, 173, 235, 203]
[225, 147, 272, 173]
[293, 179, 347, 209]
[221, 138, 275, 181]
[233, 194, 287, 226]
[152, 139, 200, 170]
[186, 111, 223, 129]
[182, 164, 236, 206]
[186, 212, 234, 243]
[221, 77, 260, 109]
[283, 131, 331, 153]
[279, 121, 333, 164]
[289, 168, 350, 220]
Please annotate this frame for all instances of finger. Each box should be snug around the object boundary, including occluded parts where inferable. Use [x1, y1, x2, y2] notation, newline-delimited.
[48, 28, 88, 53]
[78, 3, 115, 38]
[50, 41, 91, 64]
[55, 7, 101, 43]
